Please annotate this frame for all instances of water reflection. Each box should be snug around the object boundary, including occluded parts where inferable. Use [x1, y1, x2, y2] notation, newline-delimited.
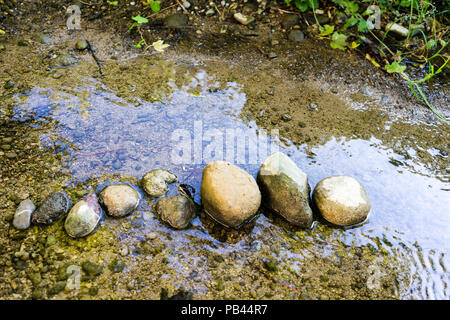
[12, 70, 450, 299]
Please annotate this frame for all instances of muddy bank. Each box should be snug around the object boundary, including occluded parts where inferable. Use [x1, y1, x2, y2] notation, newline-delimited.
[0, 3, 449, 301]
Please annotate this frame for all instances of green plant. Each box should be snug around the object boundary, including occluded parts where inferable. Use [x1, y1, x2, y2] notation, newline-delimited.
[284, 0, 449, 123]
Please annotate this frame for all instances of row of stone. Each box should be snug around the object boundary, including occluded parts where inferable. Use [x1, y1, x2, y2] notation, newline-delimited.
[12, 169, 186, 237]
[13, 152, 371, 237]
[200, 152, 371, 228]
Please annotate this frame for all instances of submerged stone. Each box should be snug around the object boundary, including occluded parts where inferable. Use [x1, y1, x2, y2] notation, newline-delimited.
[13, 199, 35, 230]
[156, 195, 197, 229]
[75, 40, 88, 50]
[201, 161, 261, 228]
[141, 169, 177, 198]
[31, 191, 70, 225]
[64, 193, 102, 238]
[82, 261, 103, 276]
[52, 54, 78, 67]
[99, 184, 140, 217]
[257, 152, 313, 228]
[312, 175, 371, 226]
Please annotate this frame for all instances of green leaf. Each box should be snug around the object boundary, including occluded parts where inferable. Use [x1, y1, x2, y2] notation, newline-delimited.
[319, 24, 334, 36]
[330, 32, 348, 50]
[385, 61, 406, 74]
[357, 19, 368, 32]
[132, 15, 149, 24]
[345, 1, 359, 13]
[343, 17, 358, 30]
[107, 0, 118, 5]
[150, 1, 161, 13]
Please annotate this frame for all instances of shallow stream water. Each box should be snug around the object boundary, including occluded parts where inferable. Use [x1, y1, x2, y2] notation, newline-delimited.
[1, 49, 449, 299]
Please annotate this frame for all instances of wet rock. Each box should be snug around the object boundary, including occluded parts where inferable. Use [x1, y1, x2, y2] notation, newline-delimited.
[156, 195, 196, 229]
[312, 175, 371, 226]
[13, 199, 35, 230]
[307, 103, 319, 111]
[288, 30, 305, 42]
[108, 257, 125, 273]
[5, 152, 17, 158]
[257, 152, 313, 227]
[75, 40, 88, 50]
[164, 13, 188, 28]
[281, 14, 299, 29]
[64, 193, 102, 238]
[52, 54, 78, 67]
[268, 52, 278, 59]
[233, 13, 255, 26]
[141, 169, 177, 198]
[31, 191, 70, 225]
[200, 161, 261, 228]
[48, 281, 66, 296]
[82, 261, 103, 276]
[29, 273, 42, 286]
[99, 184, 140, 217]
[32, 288, 44, 300]
[281, 113, 292, 122]
[263, 259, 279, 272]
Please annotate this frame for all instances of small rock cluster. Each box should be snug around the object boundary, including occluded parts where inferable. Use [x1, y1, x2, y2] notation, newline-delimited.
[200, 152, 370, 229]
[13, 152, 371, 238]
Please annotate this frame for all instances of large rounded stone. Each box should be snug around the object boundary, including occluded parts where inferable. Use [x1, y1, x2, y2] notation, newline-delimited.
[64, 193, 102, 238]
[156, 195, 197, 229]
[257, 152, 313, 228]
[312, 175, 371, 226]
[13, 199, 35, 230]
[200, 161, 261, 228]
[31, 191, 70, 225]
[141, 169, 177, 198]
[99, 184, 140, 217]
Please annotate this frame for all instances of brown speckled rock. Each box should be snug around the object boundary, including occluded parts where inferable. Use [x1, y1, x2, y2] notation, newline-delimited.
[312, 175, 371, 226]
[156, 195, 196, 229]
[200, 161, 261, 228]
[99, 184, 140, 217]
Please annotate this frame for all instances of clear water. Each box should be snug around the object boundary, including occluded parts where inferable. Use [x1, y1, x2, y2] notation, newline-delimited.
[11, 66, 450, 299]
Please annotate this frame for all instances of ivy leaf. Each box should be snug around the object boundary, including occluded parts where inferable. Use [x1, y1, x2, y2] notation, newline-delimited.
[132, 15, 149, 24]
[385, 61, 406, 74]
[319, 24, 334, 36]
[330, 32, 348, 50]
[152, 40, 170, 52]
[357, 19, 368, 32]
[346, 1, 359, 13]
[343, 16, 358, 30]
[150, 1, 161, 13]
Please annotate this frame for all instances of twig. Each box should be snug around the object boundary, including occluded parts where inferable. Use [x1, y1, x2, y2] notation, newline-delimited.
[86, 40, 104, 77]
[175, 0, 189, 14]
